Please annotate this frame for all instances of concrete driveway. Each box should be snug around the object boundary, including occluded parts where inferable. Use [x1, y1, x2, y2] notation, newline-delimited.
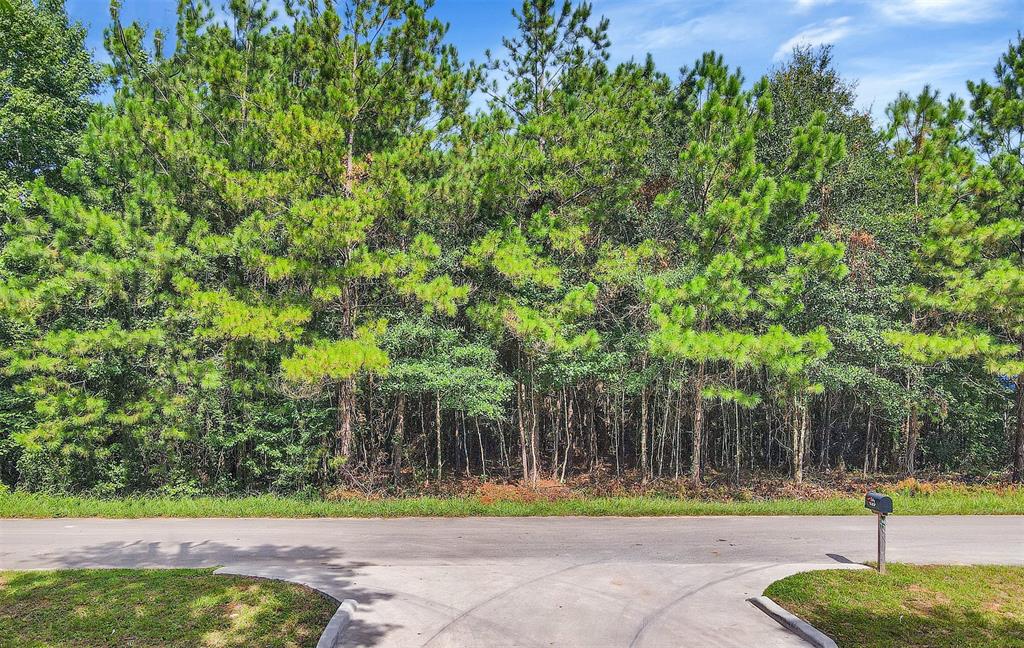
[2, 516, 1022, 647]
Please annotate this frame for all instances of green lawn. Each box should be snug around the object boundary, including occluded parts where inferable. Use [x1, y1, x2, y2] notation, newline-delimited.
[0, 568, 336, 648]
[1, 487, 1023, 518]
[765, 564, 1024, 648]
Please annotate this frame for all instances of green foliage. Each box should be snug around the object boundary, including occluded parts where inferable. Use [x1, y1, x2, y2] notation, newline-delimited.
[883, 37, 1024, 476]
[643, 50, 846, 480]
[0, 0, 101, 488]
[0, 1, 1019, 493]
[381, 317, 513, 419]
[0, 0, 99, 192]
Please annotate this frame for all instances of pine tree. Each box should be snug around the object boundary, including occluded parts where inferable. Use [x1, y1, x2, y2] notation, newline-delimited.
[0, 0, 101, 486]
[647, 53, 846, 484]
[1, 0, 476, 489]
[764, 47, 914, 476]
[887, 37, 1024, 480]
[882, 87, 965, 473]
[462, 0, 659, 482]
[133, 0, 475, 474]
[2, 0, 1021, 494]
[969, 36, 1024, 480]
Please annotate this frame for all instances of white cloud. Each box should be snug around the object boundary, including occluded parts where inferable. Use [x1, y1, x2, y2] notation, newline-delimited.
[792, 0, 837, 11]
[773, 16, 854, 61]
[590, 0, 779, 79]
[852, 42, 1005, 117]
[636, 14, 745, 51]
[873, 0, 1007, 24]
[598, 0, 762, 54]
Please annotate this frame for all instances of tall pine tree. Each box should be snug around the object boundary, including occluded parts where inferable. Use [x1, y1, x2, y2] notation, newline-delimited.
[647, 53, 846, 484]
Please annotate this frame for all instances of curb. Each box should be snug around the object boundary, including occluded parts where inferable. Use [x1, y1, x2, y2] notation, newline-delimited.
[316, 599, 358, 648]
[748, 596, 837, 648]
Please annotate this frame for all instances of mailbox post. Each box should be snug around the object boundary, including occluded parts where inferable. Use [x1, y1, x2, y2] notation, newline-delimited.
[864, 491, 893, 574]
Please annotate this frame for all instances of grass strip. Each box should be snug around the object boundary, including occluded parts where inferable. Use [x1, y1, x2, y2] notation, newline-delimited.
[2, 488, 1023, 518]
[0, 568, 336, 647]
[765, 564, 1024, 648]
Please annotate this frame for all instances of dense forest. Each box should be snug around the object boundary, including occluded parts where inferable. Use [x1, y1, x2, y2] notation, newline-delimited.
[0, 0, 1021, 496]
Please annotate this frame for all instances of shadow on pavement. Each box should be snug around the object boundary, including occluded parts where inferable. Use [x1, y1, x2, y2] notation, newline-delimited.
[826, 553, 856, 564]
[30, 538, 340, 568]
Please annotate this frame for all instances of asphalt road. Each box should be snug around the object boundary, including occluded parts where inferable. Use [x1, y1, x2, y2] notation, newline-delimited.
[3, 516, 1023, 647]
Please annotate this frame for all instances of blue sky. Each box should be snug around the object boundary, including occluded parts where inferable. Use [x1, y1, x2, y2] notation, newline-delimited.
[66, 0, 1022, 122]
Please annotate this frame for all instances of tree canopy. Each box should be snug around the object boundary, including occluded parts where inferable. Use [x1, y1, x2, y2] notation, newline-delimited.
[0, 1, 1021, 495]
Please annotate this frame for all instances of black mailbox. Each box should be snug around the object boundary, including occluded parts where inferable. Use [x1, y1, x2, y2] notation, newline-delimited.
[865, 491, 893, 514]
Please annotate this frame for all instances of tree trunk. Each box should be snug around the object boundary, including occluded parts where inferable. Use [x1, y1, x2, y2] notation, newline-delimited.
[732, 368, 740, 482]
[517, 382, 530, 483]
[902, 315, 920, 475]
[792, 397, 808, 484]
[475, 417, 487, 478]
[588, 390, 597, 471]
[552, 390, 562, 480]
[435, 392, 442, 480]
[1013, 372, 1024, 482]
[691, 363, 706, 486]
[903, 404, 920, 475]
[560, 389, 573, 481]
[529, 387, 540, 486]
[640, 374, 649, 483]
[392, 393, 405, 482]
[461, 411, 471, 478]
[336, 377, 356, 467]
[497, 419, 511, 478]
[863, 404, 873, 477]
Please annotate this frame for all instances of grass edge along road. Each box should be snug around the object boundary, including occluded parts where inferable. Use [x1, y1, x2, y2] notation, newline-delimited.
[3, 487, 1024, 518]
[765, 564, 1024, 648]
[0, 568, 336, 648]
